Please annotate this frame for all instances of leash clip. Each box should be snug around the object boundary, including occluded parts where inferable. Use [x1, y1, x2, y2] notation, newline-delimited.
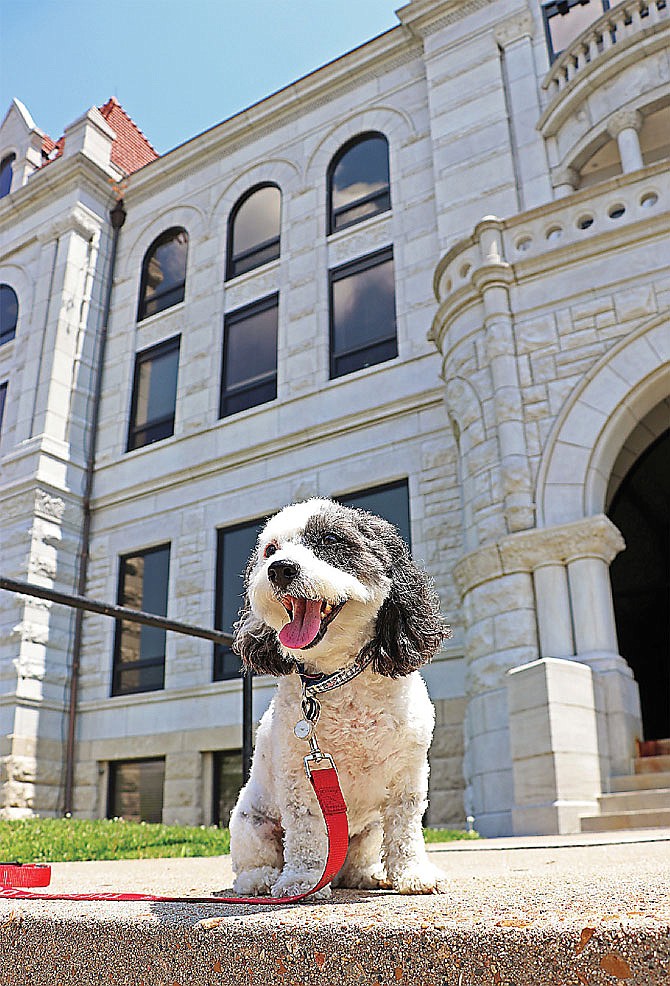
[304, 749, 336, 780]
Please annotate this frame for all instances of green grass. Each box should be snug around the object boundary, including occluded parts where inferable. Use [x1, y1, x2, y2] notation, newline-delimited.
[0, 818, 231, 863]
[0, 818, 476, 864]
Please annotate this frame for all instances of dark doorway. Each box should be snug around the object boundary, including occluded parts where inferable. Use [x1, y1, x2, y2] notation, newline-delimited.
[608, 429, 670, 740]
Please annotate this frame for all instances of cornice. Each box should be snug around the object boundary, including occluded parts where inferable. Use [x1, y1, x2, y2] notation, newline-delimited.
[0, 153, 113, 240]
[398, 0, 494, 37]
[122, 28, 422, 203]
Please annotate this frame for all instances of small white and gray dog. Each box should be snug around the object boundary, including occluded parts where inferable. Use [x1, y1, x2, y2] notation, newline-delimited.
[229, 498, 450, 898]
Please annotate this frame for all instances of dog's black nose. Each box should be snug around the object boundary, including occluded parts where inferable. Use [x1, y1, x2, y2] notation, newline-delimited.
[267, 559, 300, 589]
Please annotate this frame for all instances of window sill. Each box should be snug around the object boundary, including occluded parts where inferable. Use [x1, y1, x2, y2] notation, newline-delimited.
[224, 257, 281, 293]
[326, 208, 392, 245]
[135, 300, 186, 330]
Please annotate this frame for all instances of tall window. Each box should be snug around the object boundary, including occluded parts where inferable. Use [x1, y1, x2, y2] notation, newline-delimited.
[0, 284, 18, 346]
[137, 227, 188, 321]
[219, 294, 278, 417]
[214, 517, 267, 680]
[542, 0, 609, 61]
[127, 336, 180, 451]
[337, 479, 411, 548]
[107, 758, 165, 823]
[0, 154, 14, 199]
[328, 133, 390, 234]
[112, 544, 171, 696]
[227, 184, 281, 279]
[0, 382, 7, 436]
[329, 247, 397, 379]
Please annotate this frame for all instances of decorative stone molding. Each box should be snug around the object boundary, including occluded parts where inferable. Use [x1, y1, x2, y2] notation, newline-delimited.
[453, 514, 624, 597]
[606, 108, 643, 139]
[494, 8, 535, 48]
[41, 205, 103, 244]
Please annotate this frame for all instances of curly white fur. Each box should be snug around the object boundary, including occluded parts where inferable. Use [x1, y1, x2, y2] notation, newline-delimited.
[229, 499, 448, 897]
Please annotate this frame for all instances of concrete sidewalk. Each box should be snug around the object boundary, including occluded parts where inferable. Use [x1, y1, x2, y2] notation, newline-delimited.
[0, 829, 668, 985]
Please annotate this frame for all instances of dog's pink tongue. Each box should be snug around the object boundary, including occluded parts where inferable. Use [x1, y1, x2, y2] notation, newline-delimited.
[279, 597, 322, 649]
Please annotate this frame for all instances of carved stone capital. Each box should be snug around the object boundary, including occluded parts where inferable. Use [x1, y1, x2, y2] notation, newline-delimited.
[552, 165, 579, 190]
[453, 515, 624, 597]
[494, 8, 535, 47]
[606, 108, 642, 139]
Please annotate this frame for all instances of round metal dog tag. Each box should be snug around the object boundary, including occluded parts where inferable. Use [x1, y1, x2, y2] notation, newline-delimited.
[294, 719, 313, 740]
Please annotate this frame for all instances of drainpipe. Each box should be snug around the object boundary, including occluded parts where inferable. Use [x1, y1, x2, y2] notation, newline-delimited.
[63, 198, 126, 816]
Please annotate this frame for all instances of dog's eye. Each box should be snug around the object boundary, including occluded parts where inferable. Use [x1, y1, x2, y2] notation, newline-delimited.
[264, 542, 278, 558]
[320, 533, 341, 545]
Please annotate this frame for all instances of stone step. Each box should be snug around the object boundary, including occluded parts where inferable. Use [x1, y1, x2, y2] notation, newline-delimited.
[610, 770, 670, 792]
[635, 754, 670, 774]
[598, 788, 670, 813]
[580, 807, 670, 832]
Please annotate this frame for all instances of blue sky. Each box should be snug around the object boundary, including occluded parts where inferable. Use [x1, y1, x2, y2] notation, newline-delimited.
[1, 0, 402, 154]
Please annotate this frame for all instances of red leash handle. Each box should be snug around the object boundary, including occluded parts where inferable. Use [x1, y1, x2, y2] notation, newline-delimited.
[0, 761, 348, 905]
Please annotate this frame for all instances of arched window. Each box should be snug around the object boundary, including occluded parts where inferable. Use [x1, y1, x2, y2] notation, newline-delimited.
[137, 227, 188, 321]
[328, 133, 391, 234]
[0, 154, 15, 199]
[0, 284, 18, 346]
[226, 184, 281, 279]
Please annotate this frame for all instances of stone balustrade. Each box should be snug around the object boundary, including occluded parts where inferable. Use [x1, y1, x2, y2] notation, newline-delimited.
[542, 0, 669, 100]
[430, 159, 667, 318]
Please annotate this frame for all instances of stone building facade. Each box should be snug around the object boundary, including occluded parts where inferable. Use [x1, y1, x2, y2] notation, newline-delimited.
[0, 0, 668, 836]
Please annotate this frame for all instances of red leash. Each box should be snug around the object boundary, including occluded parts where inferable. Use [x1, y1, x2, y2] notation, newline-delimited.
[0, 758, 348, 905]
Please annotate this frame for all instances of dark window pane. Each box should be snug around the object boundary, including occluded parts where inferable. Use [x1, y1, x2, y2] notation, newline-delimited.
[127, 337, 180, 451]
[214, 518, 266, 680]
[212, 750, 244, 826]
[338, 480, 411, 548]
[108, 759, 165, 823]
[544, 0, 606, 60]
[138, 228, 188, 321]
[220, 297, 278, 418]
[0, 155, 14, 199]
[329, 134, 390, 233]
[0, 382, 6, 435]
[330, 250, 397, 378]
[0, 284, 18, 345]
[113, 545, 170, 695]
[228, 185, 281, 278]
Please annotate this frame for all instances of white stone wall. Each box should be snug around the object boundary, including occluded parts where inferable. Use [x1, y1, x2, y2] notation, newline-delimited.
[0, 0, 668, 832]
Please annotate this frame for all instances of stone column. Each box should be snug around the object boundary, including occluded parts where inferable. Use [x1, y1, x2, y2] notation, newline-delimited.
[533, 562, 574, 659]
[566, 523, 642, 777]
[607, 109, 644, 175]
[553, 166, 579, 198]
[473, 219, 535, 534]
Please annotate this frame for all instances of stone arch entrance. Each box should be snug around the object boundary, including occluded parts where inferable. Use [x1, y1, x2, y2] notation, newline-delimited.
[607, 419, 670, 741]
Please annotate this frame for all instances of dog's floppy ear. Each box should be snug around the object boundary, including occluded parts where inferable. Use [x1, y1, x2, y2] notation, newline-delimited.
[233, 595, 294, 676]
[359, 523, 451, 677]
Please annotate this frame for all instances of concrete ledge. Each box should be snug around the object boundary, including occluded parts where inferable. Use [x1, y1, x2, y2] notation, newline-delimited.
[1, 831, 669, 985]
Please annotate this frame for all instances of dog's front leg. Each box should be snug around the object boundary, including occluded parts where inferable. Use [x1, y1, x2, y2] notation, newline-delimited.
[382, 756, 445, 894]
[271, 775, 332, 899]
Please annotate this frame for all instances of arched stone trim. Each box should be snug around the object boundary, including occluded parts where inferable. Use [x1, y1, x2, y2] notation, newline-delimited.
[304, 106, 416, 239]
[208, 157, 300, 239]
[0, 262, 35, 327]
[538, 315, 670, 527]
[121, 204, 205, 283]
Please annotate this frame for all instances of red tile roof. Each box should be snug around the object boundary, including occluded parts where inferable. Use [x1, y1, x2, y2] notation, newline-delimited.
[40, 98, 158, 175]
[98, 97, 158, 173]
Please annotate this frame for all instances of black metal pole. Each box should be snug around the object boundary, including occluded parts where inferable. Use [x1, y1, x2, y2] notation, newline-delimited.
[242, 672, 253, 784]
[0, 576, 233, 647]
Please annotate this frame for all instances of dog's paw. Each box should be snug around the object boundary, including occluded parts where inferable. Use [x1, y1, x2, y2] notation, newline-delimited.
[333, 863, 387, 890]
[271, 870, 332, 900]
[389, 862, 446, 895]
[233, 866, 281, 897]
